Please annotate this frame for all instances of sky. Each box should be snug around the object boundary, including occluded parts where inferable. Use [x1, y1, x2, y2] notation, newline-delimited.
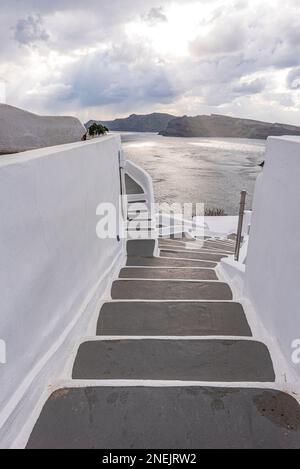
[0, 0, 300, 124]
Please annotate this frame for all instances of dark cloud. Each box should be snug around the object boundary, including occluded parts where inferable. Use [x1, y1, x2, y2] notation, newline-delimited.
[47, 44, 182, 110]
[14, 14, 49, 45]
[144, 7, 168, 25]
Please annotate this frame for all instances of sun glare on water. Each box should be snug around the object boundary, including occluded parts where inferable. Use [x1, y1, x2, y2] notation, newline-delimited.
[126, 141, 159, 148]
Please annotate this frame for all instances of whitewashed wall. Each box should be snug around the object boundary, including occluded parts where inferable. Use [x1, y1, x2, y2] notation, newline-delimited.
[245, 136, 300, 378]
[0, 135, 124, 446]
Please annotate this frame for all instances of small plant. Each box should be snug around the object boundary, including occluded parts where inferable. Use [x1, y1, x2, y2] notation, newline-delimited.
[204, 207, 227, 216]
[88, 123, 109, 137]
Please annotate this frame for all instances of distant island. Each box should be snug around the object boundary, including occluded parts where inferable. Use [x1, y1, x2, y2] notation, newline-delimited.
[159, 114, 300, 139]
[86, 112, 300, 140]
[85, 112, 177, 133]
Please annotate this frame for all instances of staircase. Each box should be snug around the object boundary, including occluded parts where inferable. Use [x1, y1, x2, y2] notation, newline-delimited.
[26, 177, 300, 449]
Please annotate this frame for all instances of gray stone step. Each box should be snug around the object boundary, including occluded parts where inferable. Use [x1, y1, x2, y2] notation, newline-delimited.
[128, 199, 147, 205]
[160, 249, 227, 262]
[127, 256, 217, 268]
[97, 301, 252, 336]
[26, 386, 300, 448]
[119, 267, 217, 280]
[127, 204, 149, 215]
[72, 339, 274, 381]
[158, 243, 233, 255]
[126, 227, 155, 234]
[127, 210, 149, 216]
[125, 174, 144, 194]
[203, 241, 235, 252]
[160, 233, 197, 242]
[159, 238, 235, 249]
[111, 280, 232, 300]
[127, 239, 156, 257]
[128, 217, 153, 221]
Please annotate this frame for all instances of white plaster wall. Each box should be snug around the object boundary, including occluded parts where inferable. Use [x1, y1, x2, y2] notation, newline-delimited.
[0, 135, 124, 441]
[126, 159, 155, 208]
[245, 136, 300, 378]
[0, 104, 85, 154]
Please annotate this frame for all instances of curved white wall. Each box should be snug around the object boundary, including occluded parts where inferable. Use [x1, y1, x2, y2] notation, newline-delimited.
[0, 135, 124, 445]
[126, 159, 155, 207]
[245, 136, 300, 379]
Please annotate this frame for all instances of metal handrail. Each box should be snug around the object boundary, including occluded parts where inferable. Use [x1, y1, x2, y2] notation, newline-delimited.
[234, 190, 247, 261]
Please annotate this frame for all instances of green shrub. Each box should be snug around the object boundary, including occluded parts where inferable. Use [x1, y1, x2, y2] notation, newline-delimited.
[88, 123, 109, 137]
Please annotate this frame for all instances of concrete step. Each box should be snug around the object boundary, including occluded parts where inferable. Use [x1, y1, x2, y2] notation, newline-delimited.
[128, 200, 147, 205]
[127, 204, 149, 215]
[127, 217, 153, 221]
[119, 267, 217, 280]
[72, 339, 274, 381]
[97, 301, 252, 336]
[160, 233, 197, 242]
[127, 239, 156, 257]
[159, 238, 235, 248]
[160, 249, 227, 262]
[126, 228, 156, 234]
[111, 280, 232, 300]
[27, 386, 300, 448]
[127, 210, 149, 216]
[126, 256, 217, 268]
[203, 241, 235, 252]
[159, 236, 236, 247]
[158, 243, 234, 255]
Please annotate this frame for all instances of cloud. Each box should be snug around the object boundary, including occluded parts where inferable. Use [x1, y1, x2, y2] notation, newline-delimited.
[287, 67, 300, 90]
[268, 93, 295, 108]
[14, 14, 49, 46]
[0, 0, 299, 124]
[190, 21, 246, 56]
[44, 43, 182, 111]
[144, 7, 168, 25]
[232, 78, 266, 95]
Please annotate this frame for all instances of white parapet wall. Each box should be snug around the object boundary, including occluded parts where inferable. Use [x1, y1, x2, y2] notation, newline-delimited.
[245, 136, 300, 380]
[0, 135, 125, 446]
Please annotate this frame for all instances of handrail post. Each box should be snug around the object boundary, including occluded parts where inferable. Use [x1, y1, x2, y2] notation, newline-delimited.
[118, 150, 126, 220]
[234, 190, 247, 261]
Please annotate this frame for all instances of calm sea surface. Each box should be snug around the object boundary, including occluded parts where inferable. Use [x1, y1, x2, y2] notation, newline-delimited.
[120, 132, 266, 215]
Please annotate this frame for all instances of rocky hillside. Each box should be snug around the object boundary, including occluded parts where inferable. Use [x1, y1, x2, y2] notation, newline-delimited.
[86, 112, 177, 133]
[0, 104, 85, 155]
[159, 114, 300, 139]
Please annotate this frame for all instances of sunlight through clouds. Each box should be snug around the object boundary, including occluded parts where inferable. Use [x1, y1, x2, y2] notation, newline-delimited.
[0, 0, 299, 124]
[126, 2, 214, 58]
